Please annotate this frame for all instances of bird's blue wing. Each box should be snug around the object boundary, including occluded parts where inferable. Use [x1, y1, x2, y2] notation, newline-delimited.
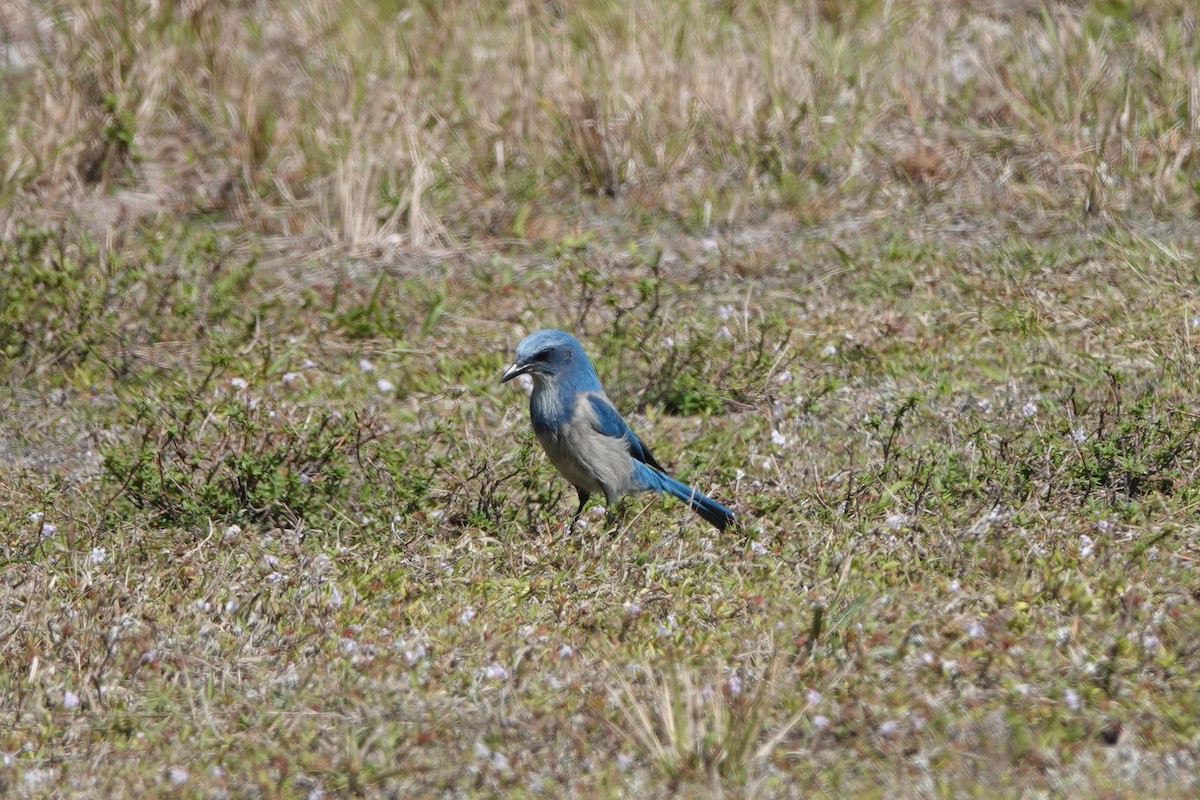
[586, 393, 667, 472]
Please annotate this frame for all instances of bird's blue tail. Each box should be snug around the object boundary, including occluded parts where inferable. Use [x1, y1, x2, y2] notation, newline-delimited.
[634, 463, 737, 532]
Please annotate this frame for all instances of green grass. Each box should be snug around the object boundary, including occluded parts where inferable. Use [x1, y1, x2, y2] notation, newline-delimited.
[2, 0, 1200, 797]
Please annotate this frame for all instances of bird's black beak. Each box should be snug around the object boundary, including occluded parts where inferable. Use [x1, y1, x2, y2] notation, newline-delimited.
[500, 361, 532, 384]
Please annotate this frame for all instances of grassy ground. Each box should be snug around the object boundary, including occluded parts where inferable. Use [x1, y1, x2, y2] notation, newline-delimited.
[2, 0, 1199, 796]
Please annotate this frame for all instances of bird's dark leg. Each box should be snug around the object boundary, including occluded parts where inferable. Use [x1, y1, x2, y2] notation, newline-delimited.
[569, 488, 591, 533]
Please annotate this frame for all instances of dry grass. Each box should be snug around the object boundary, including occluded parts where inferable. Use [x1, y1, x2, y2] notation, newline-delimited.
[2, 0, 1200, 797]
[3, 0, 1196, 247]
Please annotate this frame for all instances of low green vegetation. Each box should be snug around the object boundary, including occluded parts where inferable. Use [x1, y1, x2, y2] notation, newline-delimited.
[2, 0, 1198, 797]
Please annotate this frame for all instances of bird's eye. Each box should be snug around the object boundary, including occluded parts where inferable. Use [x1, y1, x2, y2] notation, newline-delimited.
[532, 348, 552, 362]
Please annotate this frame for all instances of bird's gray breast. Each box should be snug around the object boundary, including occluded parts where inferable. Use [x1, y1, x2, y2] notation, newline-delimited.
[533, 394, 635, 503]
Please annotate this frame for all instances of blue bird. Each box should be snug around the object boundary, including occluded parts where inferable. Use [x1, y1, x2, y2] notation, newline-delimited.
[501, 329, 736, 532]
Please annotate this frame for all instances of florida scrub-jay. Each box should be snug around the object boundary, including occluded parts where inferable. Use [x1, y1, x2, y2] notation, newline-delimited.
[501, 329, 736, 531]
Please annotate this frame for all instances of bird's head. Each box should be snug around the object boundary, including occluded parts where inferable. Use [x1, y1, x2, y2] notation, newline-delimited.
[500, 329, 596, 388]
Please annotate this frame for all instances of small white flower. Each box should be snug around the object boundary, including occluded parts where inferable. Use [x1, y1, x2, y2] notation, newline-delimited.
[877, 720, 899, 738]
[1070, 428, 1087, 444]
[230, 377, 249, 390]
[615, 752, 635, 772]
[89, 547, 106, 565]
[262, 554, 280, 569]
[716, 325, 732, 339]
[806, 688, 822, 705]
[281, 371, 302, 386]
[558, 644, 574, 659]
[726, 675, 743, 696]
[822, 344, 838, 357]
[734, 468, 746, 481]
[948, 580, 960, 592]
[1094, 520, 1111, 532]
[40, 523, 57, 536]
[812, 714, 831, 731]
[776, 369, 792, 384]
[1021, 400, 1038, 418]
[28, 512, 44, 523]
[750, 541, 768, 556]
[376, 379, 395, 393]
[403, 641, 427, 664]
[301, 358, 318, 369]
[327, 584, 343, 608]
[718, 305, 734, 321]
[483, 662, 508, 681]
[340, 638, 358, 654]
[885, 513, 908, 529]
[1064, 688, 1081, 711]
[623, 601, 642, 618]
[224, 524, 242, 540]
[24, 770, 54, 788]
[662, 336, 675, 348]
[458, 607, 476, 624]
[265, 572, 286, 584]
[965, 620, 986, 640]
[167, 767, 189, 786]
[976, 398, 992, 413]
[700, 237, 719, 252]
[771, 429, 787, 446]
[358, 358, 375, 372]
[63, 691, 81, 709]
[1142, 634, 1161, 651]
[1079, 534, 1094, 558]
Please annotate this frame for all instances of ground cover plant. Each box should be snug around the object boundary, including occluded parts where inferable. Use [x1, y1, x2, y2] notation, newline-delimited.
[1, 0, 1199, 796]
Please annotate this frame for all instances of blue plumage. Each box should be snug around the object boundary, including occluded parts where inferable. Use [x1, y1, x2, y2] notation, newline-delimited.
[585, 394, 666, 472]
[502, 329, 736, 532]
